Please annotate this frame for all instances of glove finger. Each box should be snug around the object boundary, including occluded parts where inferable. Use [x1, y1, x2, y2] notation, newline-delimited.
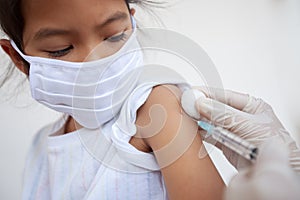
[194, 86, 251, 111]
[194, 86, 272, 115]
[242, 96, 273, 115]
[196, 96, 251, 129]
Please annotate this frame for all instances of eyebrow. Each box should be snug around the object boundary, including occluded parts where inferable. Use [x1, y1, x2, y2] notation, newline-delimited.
[97, 11, 129, 29]
[33, 11, 129, 40]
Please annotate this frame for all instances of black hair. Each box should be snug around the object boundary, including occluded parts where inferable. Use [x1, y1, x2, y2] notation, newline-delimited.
[0, 0, 166, 89]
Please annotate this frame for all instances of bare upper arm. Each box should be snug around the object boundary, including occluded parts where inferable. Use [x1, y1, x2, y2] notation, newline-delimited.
[135, 85, 225, 200]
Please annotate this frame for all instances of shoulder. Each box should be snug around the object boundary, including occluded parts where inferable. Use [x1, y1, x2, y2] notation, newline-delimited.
[136, 84, 184, 134]
[29, 115, 67, 151]
[135, 84, 196, 153]
[137, 84, 182, 116]
[130, 85, 183, 153]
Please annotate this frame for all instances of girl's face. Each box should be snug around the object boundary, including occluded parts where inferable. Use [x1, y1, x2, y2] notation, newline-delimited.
[22, 0, 134, 62]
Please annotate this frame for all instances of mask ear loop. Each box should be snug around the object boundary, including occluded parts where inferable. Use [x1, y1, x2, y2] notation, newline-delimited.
[131, 15, 137, 30]
[9, 40, 31, 73]
[10, 40, 30, 62]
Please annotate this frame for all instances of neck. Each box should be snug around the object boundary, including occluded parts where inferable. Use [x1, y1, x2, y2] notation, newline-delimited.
[64, 116, 83, 134]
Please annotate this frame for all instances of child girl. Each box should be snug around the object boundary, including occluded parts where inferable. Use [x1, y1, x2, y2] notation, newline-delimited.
[0, 0, 225, 199]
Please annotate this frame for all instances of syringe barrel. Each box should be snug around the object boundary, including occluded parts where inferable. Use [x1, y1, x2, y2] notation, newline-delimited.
[209, 126, 258, 161]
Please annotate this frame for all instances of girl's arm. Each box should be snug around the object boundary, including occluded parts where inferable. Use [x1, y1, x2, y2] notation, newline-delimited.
[136, 85, 225, 200]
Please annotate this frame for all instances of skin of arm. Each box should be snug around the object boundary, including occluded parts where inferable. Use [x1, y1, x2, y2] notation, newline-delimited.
[135, 85, 225, 200]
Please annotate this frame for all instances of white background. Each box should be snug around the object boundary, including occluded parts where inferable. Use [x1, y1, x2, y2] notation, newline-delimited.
[1, 0, 300, 199]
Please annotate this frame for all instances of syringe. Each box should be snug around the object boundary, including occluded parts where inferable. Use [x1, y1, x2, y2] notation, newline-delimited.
[198, 121, 258, 162]
[180, 89, 258, 163]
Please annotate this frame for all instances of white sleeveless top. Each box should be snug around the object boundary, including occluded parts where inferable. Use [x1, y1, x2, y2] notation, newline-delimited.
[21, 68, 189, 200]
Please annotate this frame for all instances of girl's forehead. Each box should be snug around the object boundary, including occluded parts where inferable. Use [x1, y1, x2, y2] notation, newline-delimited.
[22, 0, 130, 42]
[22, 0, 128, 24]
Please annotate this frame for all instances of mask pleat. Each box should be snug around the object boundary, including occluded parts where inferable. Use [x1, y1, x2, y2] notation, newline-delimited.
[11, 16, 143, 129]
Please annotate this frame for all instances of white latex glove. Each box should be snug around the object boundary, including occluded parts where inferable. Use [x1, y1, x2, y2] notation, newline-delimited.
[195, 88, 300, 172]
[224, 140, 300, 200]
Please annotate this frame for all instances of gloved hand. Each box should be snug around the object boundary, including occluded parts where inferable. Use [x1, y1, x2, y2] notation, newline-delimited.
[194, 87, 300, 172]
[224, 140, 300, 200]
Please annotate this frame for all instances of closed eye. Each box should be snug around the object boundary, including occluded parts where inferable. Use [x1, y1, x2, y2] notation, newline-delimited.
[105, 32, 128, 43]
[46, 46, 73, 58]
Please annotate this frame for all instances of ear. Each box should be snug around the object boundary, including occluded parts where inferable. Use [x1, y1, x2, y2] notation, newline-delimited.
[130, 8, 136, 16]
[0, 39, 29, 76]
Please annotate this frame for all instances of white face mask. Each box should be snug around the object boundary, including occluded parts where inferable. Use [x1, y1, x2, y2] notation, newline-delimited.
[11, 17, 143, 129]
